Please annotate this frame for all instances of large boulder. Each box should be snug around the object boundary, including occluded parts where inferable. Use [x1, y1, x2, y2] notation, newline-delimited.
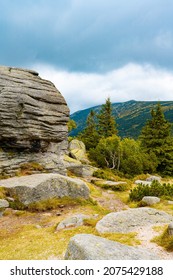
[0, 173, 90, 205]
[69, 139, 89, 163]
[0, 66, 69, 176]
[96, 208, 173, 233]
[65, 234, 159, 260]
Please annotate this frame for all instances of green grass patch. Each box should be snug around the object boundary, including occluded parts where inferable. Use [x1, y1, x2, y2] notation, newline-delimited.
[152, 225, 173, 252]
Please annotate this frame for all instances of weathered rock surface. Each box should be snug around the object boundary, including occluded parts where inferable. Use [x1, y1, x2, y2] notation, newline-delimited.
[69, 139, 89, 163]
[134, 180, 151, 186]
[65, 234, 159, 260]
[96, 208, 173, 233]
[56, 214, 90, 230]
[0, 173, 90, 205]
[146, 176, 161, 182]
[142, 196, 160, 206]
[0, 199, 9, 208]
[92, 179, 127, 190]
[67, 164, 98, 178]
[168, 223, 173, 236]
[0, 66, 69, 176]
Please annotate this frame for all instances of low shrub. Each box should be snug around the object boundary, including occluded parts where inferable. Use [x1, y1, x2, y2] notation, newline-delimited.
[129, 180, 173, 201]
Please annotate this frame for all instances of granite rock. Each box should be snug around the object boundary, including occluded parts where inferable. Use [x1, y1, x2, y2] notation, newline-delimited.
[65, 234, 159, 260]
[0, 173, 90, 205]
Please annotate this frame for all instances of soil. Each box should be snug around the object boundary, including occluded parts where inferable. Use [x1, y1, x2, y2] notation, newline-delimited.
[0, 181, 173, 260]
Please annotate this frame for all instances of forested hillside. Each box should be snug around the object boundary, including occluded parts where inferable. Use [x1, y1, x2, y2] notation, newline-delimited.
[70, 100, 173, 138]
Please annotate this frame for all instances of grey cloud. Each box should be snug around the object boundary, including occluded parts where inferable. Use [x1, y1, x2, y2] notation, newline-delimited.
[1, 0, 173, 72]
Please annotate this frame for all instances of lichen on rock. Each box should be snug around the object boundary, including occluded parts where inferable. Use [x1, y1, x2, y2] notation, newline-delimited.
[0, 66, 69, 176]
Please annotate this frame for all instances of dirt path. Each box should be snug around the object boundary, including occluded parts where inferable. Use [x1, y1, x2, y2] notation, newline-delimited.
[137, 225, 173, 259]
[92, 186, 129, 212]
[89, 182, 173, 260]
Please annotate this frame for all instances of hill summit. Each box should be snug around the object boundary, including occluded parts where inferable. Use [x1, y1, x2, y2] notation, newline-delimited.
[70, 100, 173, 138]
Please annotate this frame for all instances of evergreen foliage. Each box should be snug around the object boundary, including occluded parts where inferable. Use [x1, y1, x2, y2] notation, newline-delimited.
[97, 97, 117, 137]
[78, 110, 99, 149]
[68, 119, 77, 132]
[129, 180, 173, 201]
[140, 103, 173, 175]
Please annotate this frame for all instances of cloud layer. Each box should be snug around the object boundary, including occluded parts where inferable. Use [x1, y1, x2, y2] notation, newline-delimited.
[34, 63, 173, 113]
[1, 0, 173, 72]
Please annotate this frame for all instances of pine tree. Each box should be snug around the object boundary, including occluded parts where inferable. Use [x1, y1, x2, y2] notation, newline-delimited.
[140, 103, 173, 175]
[97, 97, 117, 138]
[79, 110, 99, 149]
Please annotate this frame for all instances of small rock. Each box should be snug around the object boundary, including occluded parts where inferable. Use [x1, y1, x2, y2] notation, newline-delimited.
[59, 205, 65, 208]
[56, 214, 90, 230]
[142, 196, 160, 206]
[135, 180, 151, 186]
[168, 201, 173, 205]
[0, 199, 9, 208]
[6, 197, 15, 202]
[35, 225, 42, 229]
[168, 223, 173, 236]
[146, 176, 161, 182]
[56, 212, 61, 216]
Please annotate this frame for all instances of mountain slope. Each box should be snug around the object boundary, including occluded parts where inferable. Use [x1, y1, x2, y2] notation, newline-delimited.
[70, 100, 173, 138]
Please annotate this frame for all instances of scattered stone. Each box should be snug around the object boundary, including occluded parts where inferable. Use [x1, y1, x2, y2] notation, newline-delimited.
[142, 196, 160, 206]
[35, 225, 42, 229]
[168, 223, 173, 236]
[96, 208, 173, 234]
[67, 164, 98, 178]
[56, 214, 90, 230]
[6, 197, 15, 202]
[134, 180, 152, 186]
[146, 176, 161, 182]
[69, 139, 89, 163]
[0, 173, 90, 205]
[56, 212, 61, 216]
[93, 179, 127, 190]
[59, 205, 65, 208]
[0, 66, 69, 176]
[0, 199, 9, 208]
[65, 234, 159, 260]
[168, 201, 173, 205]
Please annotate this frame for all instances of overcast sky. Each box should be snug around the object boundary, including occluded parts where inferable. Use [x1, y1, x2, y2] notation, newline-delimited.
[1, 0, 173, 113]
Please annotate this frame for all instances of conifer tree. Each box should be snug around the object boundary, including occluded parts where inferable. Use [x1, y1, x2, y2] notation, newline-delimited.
[79, 110, 99, 149]
[140, 103, 173, 175]
[97, 97, 117, 138]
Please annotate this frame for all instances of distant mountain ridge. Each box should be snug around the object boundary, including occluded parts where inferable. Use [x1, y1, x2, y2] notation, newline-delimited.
[70, 100, 173, 139]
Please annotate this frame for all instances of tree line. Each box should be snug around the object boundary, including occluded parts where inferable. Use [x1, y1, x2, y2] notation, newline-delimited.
[71, 98, 173, 177]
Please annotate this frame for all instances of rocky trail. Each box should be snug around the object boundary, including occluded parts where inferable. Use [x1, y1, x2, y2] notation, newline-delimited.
[137, 225, 173, 260]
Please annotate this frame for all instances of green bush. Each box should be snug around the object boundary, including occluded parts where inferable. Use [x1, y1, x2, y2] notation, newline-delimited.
[129, 180, 173, 201]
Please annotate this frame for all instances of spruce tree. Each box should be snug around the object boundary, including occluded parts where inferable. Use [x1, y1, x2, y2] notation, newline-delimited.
[140, 103, 173, 175]
[79, 110, 99, 149]
[97, 97, 117, 138]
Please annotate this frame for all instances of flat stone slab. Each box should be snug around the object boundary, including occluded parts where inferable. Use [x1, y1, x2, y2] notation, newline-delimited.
[56, 214, 90, 230]
[0, 173, 89, 205]
[146, 176, 161, 182]
[134, 180, 152, 186]
[65, 234, 159, 260]
[96, 207, 173, 233]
